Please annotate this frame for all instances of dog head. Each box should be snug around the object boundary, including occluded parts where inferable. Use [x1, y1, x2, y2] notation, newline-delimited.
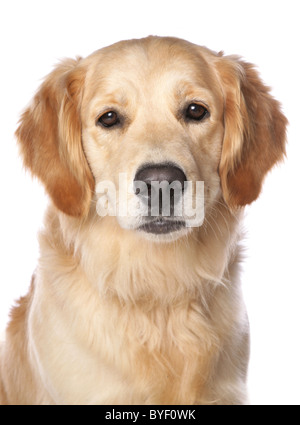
[16, 37, 287, 241]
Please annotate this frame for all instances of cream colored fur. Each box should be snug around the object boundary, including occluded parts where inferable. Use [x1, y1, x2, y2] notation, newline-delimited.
[0, 36, 287, 405]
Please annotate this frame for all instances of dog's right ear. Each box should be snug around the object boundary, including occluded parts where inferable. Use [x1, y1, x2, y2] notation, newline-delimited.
[16, 58, 95, 217]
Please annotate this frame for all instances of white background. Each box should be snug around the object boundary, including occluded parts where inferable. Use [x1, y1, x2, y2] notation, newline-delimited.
[0, 0, 299, 405]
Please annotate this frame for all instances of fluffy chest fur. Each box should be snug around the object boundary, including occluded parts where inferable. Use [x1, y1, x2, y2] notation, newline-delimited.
[20, 207, 247, 405]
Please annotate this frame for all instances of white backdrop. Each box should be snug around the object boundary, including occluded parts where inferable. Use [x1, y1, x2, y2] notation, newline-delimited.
[0, 0, 299, 405]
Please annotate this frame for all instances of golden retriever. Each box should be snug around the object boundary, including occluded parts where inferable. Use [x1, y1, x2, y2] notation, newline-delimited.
[0, 36, 287, 405]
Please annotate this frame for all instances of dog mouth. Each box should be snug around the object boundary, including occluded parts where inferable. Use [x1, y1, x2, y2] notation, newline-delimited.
[138, 218, 186, 234]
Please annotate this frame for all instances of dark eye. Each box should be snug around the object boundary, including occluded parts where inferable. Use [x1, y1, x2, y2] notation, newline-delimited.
[185, 103, 209, 121]
[97, 111, 119, 128]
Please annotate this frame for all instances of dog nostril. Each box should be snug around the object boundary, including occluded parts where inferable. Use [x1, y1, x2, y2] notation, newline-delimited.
[133, 182, 152, 197]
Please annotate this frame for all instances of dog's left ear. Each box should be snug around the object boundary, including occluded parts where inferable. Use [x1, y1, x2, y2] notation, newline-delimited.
[216, 55, 288, 207]
[16, 58, 95, 217]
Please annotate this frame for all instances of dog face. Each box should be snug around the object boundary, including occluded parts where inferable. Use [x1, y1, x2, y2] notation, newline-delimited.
[81, 38, 224, 240]
[16, 37, 287, 241]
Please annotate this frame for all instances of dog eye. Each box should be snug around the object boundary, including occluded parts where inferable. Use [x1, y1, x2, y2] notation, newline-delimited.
[97, 111, 119, 128]
[185, 103, 209, 121]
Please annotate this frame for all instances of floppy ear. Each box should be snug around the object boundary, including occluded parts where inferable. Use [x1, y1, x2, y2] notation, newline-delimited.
[217, 55, 287, 207]
[16, 58, 94, 217]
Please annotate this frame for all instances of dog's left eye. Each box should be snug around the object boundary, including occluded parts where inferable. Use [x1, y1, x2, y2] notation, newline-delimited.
[96, 111, 120, 128]
[185, 103, 209, 122]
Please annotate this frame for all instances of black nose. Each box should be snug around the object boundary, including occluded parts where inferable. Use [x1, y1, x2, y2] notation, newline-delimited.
[133, 163, 187, 215]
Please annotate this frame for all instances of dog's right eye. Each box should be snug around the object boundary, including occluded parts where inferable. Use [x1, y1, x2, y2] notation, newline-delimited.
[96, 111, 120, 128]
